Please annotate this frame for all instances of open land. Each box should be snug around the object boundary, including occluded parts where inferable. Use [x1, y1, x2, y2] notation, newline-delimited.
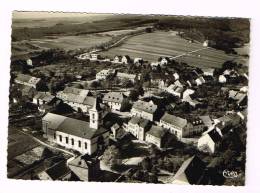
[101, 31, 239, 68]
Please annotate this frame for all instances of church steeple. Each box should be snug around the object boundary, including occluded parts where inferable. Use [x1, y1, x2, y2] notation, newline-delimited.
[89, 98, 102, 129]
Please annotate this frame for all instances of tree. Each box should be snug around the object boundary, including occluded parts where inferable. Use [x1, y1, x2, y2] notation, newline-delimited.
[90, 81, 101, 89]
[102, 145, 121, 169]
[129, 89, 139, 101]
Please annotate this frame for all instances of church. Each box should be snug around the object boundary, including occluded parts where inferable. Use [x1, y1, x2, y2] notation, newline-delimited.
[42, 98, 109, 155]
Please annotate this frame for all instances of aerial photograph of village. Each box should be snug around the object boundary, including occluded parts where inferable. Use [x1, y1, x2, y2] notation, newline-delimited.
[8, 11, 249, 185]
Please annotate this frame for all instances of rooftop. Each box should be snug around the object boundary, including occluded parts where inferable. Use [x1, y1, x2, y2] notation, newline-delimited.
[161, 113, 187, 129]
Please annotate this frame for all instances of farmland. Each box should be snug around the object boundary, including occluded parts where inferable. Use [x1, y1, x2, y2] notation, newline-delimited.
[12, 34, 112, 56]
[100, 31, 240, 68]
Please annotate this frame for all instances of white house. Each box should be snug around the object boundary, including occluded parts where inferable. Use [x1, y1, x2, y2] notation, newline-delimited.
[182, 89, 195, 99]
[202, 68, 214, 76]
[195, 76, 206, 86]
[131, 100, 157, 121]
[166, 84, 184, 98]
[219, 75, 227, 83]
[159, 113, 192, 139]
[96, 69, 115, 80]
[197, 127, 223, 154]
[122, 55, 131, 64]
[173, 72, 180, 80]
[102, 92, 128, 111]
[145, 125, 167, 148]
[125, 117, 150, 141]
[15, 74, 41, 89]
[134, 58, 143, 65]
[42, 99, 109, 155]
[33, 92, 55, 106]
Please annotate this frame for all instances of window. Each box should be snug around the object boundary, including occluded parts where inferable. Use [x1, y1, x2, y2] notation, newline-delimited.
[78, 141, 81, 148]
[92, 113, 95, 119]
[85, 142, 87, 149]
[59, 135, 62, 142]
[66, 137, 68, 144]
[54, 133, 56, 140]
[71, 138, 74, 145]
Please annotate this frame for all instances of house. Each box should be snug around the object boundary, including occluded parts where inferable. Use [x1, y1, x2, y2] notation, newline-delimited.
[37, 160, 71, 181]
[113, 55, 122, 63]
[122, 55, 131, 64]
[125, 117, 151, 141]
[182, 95, 201, 108]
[68, 154, 100, 181]
[21, 85, 37, 99]
[134, 58, 143, 65]
[237, 109, 247, 121]
[33, 92, 55, 106]
[77, 53, 90, 60]
[159, 57, 170, 66]
[218, 75, 227, 83]
[202, 68, 214, 76]
[182, 89, 195, 99]
[228, 90, 247, 107]
[56, 87, 94, 113]
[195, 76, 206, 86]
[116, 72, 137, 83]
[110, 123, 125, 140]
[89, 53, 100, 60]
[103, 92, 128, 111]
[42, 99, 109, 155]
[199, 115, 214, 129]
[159, 113, 193, 139]
[145, 125, 168, 148]
[189, 118, 205, 135]
[15, 74, 41, 89]
[214, 113, 241, 127]
[171, 155, 206, 185]
[173, 72, 180, 80]
[166, 84, 184, 98]
[197, 127, 223, 154]
[131, 100, 157, 121]
[96, 69, 115, 80]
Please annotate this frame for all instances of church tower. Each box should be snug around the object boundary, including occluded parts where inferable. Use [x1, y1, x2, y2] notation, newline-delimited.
[89, 98, 103, 129]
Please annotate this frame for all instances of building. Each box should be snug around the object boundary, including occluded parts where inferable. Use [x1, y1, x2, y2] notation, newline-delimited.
[125, 117, 151, 141]
[202, 68, 215, 77]
[166, 84, 184, 98]
[89, 53, 100, 60]
[159, 57, 170, 66]
[134, 58, 143, 65]
[228, 90, 247, 107]
[131, 100, 157, 121]
[103, 92, 128, 111]
[37, 160, 71, 181]
[42, 99, 109, 155]
[182, 95, 201, 108]
[195, 76, 206, 86]
[116, 72, 137, 83]
[14, 74, 41, 89]
[182, 89, 195, 99]
[56, 87, 94, 113]
[171, 155, 206, 185]
[96, 69, 115, 80]
[173, 72, 180, 80]
[219, 75, 227, 83]
[113, 55, 122, 63]
[199, 115, 214, 129]
[122, 55, 131, 64]
[197, 127, 223, 154]
[68, 154, 100, 181]
[33, 92, 55, 106]
[159, 113, 192, 139]
[145, 125, 168, 148]
[110, 123, 125, 140]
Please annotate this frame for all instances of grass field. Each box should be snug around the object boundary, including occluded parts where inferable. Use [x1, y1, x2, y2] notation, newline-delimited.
[12, 34, 112, 56]
[101, 31, 239, 68]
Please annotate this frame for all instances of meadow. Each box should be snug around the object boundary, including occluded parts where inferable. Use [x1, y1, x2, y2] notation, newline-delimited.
[101, 31, 239, 68]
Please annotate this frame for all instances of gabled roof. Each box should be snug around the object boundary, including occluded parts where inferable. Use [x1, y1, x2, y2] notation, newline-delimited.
[68, 154, 98, 169]
[117, 72, 136, 80]
[199, 115, 213, 128]
[43, 113, 108, 139]
[161, 113, 187, 129]
[207, 128, 223, 143]
[173, 155, 205, 184]
[103, 92, 126, 103]
[146, 125, 167, 139]
[132, 100, 157, 114]
[63, 87, 91, 96]
[129, 117, 150, 128]
[34, 92, 55, 103]
[15, 74, 41, 85]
